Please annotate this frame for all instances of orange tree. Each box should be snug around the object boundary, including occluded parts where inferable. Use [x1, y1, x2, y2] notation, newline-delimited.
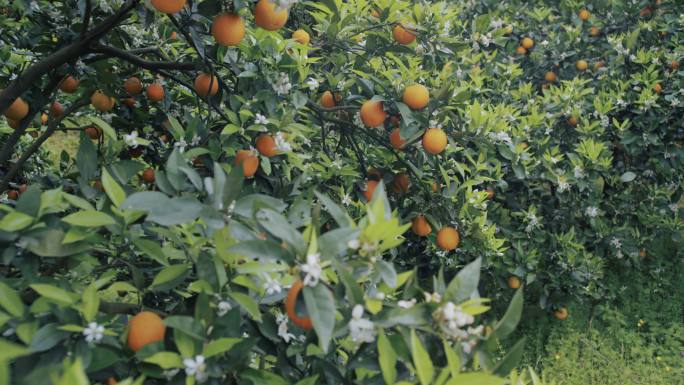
[0, 0, 683, 383]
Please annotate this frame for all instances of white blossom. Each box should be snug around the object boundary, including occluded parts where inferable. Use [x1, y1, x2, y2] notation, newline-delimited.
[610, 237, 622, 249]
[255, 113, 269, 125]
[276, 312, 296, 343]
[272, 72, 292, 95]
[263, 275, 282, 295]
[341, 193, 352, 206]
[124, 131, 142, 148]
[274, 131, 292, 152]
[347, 238, 360, 249]
[275, 0, 297, 12]
[301, 253, 322, 286]
[348, 305, 376, 343]
[305, 78, 319, 91]
[217, 300, 232, 316]
[83, 322, 104, 343]
[585, 206, 599, 218]
[183, 355, 208, 382]
[398, 298, 417, 309]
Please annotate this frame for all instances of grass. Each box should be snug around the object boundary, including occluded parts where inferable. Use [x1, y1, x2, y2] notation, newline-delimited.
[43, 131, 79, 164]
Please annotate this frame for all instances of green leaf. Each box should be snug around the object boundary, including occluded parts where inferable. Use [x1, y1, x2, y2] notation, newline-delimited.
[493, 337, 526, 376]
[0, 282, 24, 318]
[0, 211, 33, 232]
[150, 264, 191, 289]
[90, 116, 117, 140]
[444, 258, 481, 303]
[411, 329, 434, 385]
[315, 191, 353, 227]
[102, 167, 126, 207]
[0, 338, 28, 362]
[444, 339, 461, 378]
[62, 210, 117, 227]
[203, 338, 243, 358]
[303, 284, 336, 352]
[378, 331, 397, 385]
[294, 376, 319, 385]
[164, 316, 205, 340]
[491, 287, 523, 340]
[229, 292, 262, 322]
[133, 238, 169, 266]
[29, 284, 76, 305]
[143, 351, 183, 369]
[82, 283, 99, 322]
[55, 359, 89, 385]
[256, 208, 306, 254]
[445, 372, 506, 385]
[240, 368, 289, 385]
[63, 193, 96, 211]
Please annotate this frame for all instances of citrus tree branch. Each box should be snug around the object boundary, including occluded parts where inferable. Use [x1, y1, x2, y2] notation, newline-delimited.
[91, 44, 199, 71]
[81, 0, 93, 37]
[0, 98, 90, 192]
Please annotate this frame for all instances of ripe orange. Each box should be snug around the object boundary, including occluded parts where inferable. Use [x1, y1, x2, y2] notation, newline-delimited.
[59, 76, 79, 93]
[319, 91, 336, 108]
[508, 276, 521, 289]
[652, 83, 662, 94]
[170, 31, 177, 40]
[590, 26, 600, 36]
[391, 173, 409, 194]
[639, 249, 647, 258]
[575, 60, 588, 71]
[431, 181, 439, 192]
[50, 101, 63, 118]
[127, 311, 166, 351]
[515, 46, 527, 55]
[142, 168, 155, 184]
[235, 149, 259, 177]
[107, 377, 118, 385]
[194, 73, 219, 97]
[371, 9, 380, 18]
[41, 113, 48, 125]
[124, 77, 143, 95]
[254, 0, 288, 31]
[146, 83, 164, 102]
[436, 227, 460, 251]
[402, 84, 429, 110]
[256, 134, 278, 157]
[150, 0, 186, 13]
[84, 126, 102, 140]
[567, 116, 578, 126]
[122, 97, 136, 107]
[292, 29, 310, 45]
[521, 37, 534, 49]
[91, 91, 115, 112]
[392, 24, 416, 45]
[389, 115, 400, 127]
[593, 60, 605, 70]
[422, 128, 447, 155]
[578, 9, 590, 21]
[285, 280, 313, 330]
[4, 97, 29, 121]
[544, 71, 557, 82]
[411, 215, 432, 236]
[389, 128, 406, 150]
[554, 307, 569, 320]
[7, 190, 19, 200]
[360, 100, 387, 127]
[7, 118, 20, 130]
[670, 60, 679, 71]
[362, 179, 378, 201]
[212, 13, 245, 46]
[486, 188, 494, 200]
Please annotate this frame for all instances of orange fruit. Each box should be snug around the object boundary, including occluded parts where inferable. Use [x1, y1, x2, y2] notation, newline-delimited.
[554, 307, 568, 320]
[670, 60, 679, 71]
[285, 280, 313, 330]
[41, 113, 48, 125]
[504, 25, 513, 34]
[7, 118, 20, 130]
[319, 91, 336, 108]
[371, 9, 380, 18]
[389, 128, 406, 150]
[50, 101, 63, 118]
[254, 0, 288, 31]
[84, 126, 102, 140]
[389, 115, 400, 127]
[122, 97, 136, 107]
[567, 116, 578, 127]
[107, 377, 118, 385]
[422, 128, 447, 155]
[391, 173, 409, 194]
[486, 188, 494, 200]
[194, 73, 219, 97]
[150, 0, 186, 13]
[362, 179, 378, 201]
[235, 149, 259, 177]
[91, 91, 115, 112]
[544, 71, 557, 82]
[360, 100, 387, 127]
[146, 83, 164, 102]
[411, 215, 432, 236]
[256, 134, 278, 157]
[639, 249, 647, 258]
[436, 227, 460, 251]
[124, 77, 143, 95]
[402, 84, 429, 110]
[292, 29, 310, 45]
[515, 46, 527, 55]
[367, 168, 382, 181]
[590, 26, 600, 36]
[652, 83, 662, 94]
[578, 9, 590, 21]
[575, 60, 588, 71]
[142, 168, 155, 184]
[392, 24, 416, 45]
[521, 37, 534, 49]
[7, 190, 19, 200]
[212, 13, 245, 46]
[3, 97, 29, 120]
[507, 276, 521, 289]
[59, 76, 79, 93]
[170, 31, 177, 40]
[127, 311, 166, 351]
[431, 181, 439, 192]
